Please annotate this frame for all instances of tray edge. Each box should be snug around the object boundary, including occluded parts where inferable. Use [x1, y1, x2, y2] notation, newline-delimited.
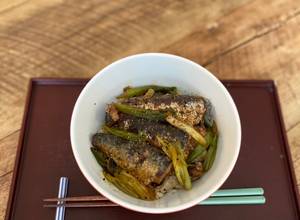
[272, 83, 300, 215]
[5, 79, 34, 220]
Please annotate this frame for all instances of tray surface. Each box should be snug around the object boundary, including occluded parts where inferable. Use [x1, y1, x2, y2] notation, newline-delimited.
[5, 79, 300, 220]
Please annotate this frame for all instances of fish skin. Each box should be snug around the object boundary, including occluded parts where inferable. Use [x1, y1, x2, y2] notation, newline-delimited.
[92, 133, 172, 185]
[122, 94, 206, 125]
[116, 113, 195, 157]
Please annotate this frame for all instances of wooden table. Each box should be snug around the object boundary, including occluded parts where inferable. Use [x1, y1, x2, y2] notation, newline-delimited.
[0, 0, 299, 218]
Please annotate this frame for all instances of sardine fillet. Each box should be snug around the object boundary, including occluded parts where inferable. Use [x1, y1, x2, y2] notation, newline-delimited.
[116, 114, 195, 156]
[123, 94, 206, 125]
[92, 133, 172, 185]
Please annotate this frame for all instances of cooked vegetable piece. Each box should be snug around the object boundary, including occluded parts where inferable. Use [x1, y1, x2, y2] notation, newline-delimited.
[119, 170, 156, 200]
[187, 145, 207, 164]
[92, 133, 172, 185]
[117, 85, 177, 99]
[114, 103, 167, 121]
[166, 115, 207, 146]
[156, 136, 171, 158]
[186, 127, 214, 164]
[91, 147, 120, 174]
[205, 130, 213, 147]
[143, 88, 155, 99]
[106, 158, 120, 175]
[104, 170, 156, 200]
[172, 142, 192, 190]
[103, 171, 139, 198]
[102, 125, 146, 142]
[156, 137, 191, 190]
[203, 135, 218, 171]
[90, 147, 108, 168]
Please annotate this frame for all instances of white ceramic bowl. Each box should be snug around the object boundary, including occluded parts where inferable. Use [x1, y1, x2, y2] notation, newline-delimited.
[70, 53, 241, 214]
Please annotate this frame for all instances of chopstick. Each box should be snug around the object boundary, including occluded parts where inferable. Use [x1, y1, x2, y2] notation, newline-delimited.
[200, 196, 265, 205]
[44, 195, 108, 202]
[210, 187, 264, 197]
[45, 202, 118, 208]
[55, 177, 68, 220]
[44, 187, 265, 207]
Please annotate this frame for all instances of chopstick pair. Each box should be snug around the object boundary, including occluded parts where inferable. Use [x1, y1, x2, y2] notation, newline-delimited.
[44, 187, 265, 208]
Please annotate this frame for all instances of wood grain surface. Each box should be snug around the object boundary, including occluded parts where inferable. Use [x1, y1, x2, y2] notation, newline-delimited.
[0, 0, 299, 218]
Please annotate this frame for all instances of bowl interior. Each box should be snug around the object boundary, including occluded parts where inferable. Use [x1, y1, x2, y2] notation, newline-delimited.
[70, 53, 241, 213]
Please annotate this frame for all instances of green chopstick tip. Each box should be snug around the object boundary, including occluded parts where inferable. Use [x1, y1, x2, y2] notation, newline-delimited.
[198, 187, 265, 206]
[199, 196, 266, 205]
[211, 187, 264, 197]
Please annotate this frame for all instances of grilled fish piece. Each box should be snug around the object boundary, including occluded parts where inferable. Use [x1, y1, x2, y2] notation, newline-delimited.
[122, 94, 206, 125]
[92, 133, 172, 185]
[116, 113, 196, 157]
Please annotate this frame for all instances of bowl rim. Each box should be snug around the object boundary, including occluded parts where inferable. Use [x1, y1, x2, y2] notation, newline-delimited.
[70, 52, 241, 213]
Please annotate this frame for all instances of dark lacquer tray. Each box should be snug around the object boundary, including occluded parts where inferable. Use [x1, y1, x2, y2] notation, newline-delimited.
[5, 79, 300, 220]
